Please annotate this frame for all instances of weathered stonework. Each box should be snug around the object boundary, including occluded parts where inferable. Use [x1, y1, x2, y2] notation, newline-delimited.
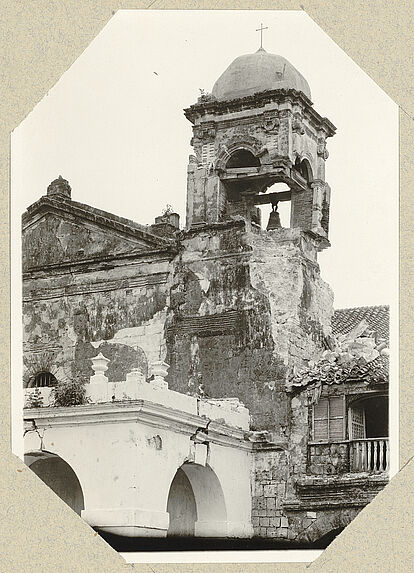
[22, 200, 177, 389]
[22, 48, 390, 548]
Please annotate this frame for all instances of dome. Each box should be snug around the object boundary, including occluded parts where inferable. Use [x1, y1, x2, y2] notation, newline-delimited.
[212, 49, 311, 101]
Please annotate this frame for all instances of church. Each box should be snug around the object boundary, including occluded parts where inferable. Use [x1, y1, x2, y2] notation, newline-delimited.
[22, 45, 390, 549]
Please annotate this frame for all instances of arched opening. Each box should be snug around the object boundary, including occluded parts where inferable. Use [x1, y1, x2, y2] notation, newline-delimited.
[167, 468, 197, 537]
[313, 527, 345, 549]
[257, 182, 291, 229]
[226, 149, 260, 169]
[27, 371, 58, 388]
[25, 451, 84, 515]
[167, 463, 227, 538]
[294, 157, 313, 183]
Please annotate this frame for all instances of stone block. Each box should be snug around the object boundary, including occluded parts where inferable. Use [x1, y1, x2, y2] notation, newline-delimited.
[263, 484, 277, 497]
[260, 517, 269, 527]
[256, 497, 266, 509]
[269, 517, 280, 528]
[254, 484, 263, 497]
[277, 483, 286, 496]
[251, 516, 260, 527]
[266, 497, 276, 510]
[280, 516, 289, 528]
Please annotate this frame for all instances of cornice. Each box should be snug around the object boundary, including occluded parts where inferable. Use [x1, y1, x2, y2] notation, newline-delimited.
[23, 400, 253, 451]
[23, 247, 176, 279]
[23, 270, 170, 302]
[22, 196, 173, 249]
[184, 89, 336, 137]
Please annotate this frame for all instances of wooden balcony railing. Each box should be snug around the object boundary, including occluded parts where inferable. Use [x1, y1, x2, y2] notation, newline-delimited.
[350, 438, 389, 473]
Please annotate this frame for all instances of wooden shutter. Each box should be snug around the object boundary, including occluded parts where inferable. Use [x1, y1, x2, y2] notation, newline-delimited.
[313, 398, 329, 440]
[313, 396, 345, 441]
[329, 396, 345, 440]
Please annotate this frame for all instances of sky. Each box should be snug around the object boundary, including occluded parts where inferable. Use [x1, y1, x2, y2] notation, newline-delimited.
[11, 10, 398, 310]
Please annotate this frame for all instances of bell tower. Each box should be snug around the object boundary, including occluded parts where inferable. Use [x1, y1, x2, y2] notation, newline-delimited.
[184, 48, 336, 250]
[168, 47, 337, 431]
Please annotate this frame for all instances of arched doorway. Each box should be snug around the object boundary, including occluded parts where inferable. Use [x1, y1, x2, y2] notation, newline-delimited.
[313, 527, 345, 549]
[25, 451, 84, 515]
[167, 463, 227, 537]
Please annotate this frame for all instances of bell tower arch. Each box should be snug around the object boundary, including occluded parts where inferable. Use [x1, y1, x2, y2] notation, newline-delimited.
[184, 48, 335, 249]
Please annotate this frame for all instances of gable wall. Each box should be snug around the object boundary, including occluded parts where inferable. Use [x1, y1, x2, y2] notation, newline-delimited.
[23, 213, 152, 270]
[23, 215, 174, 387]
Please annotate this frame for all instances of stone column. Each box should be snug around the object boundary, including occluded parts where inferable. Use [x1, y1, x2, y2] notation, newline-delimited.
[311, 180, 326, 237]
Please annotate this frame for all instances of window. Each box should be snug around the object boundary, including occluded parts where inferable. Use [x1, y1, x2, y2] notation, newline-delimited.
[29, 371, 58, 388]
[226, 149, 260, 169]
[201, 143, 215, 166]
[349, 404, 366, 439]
[348, 395, 388, 439]
[312, 396, 345, 441]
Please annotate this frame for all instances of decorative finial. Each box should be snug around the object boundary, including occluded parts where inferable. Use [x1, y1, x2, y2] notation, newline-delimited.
[47, 175, 71, 200]
[256, 23, 268, 50]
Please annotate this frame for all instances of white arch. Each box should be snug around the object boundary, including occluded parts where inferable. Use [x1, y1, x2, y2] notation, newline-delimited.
[25, 449, 85, 516]
[167, 462, 228, 537]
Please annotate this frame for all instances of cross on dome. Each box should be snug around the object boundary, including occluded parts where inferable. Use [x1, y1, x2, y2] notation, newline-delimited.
[255, 23, 268, 50]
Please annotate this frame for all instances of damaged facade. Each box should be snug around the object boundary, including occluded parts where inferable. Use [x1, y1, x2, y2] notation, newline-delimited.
[22, 48, 390, 547]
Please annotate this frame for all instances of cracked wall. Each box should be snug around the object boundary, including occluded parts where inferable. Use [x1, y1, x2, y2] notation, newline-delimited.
[23, 215, 172, 386]
[166, 222, 333, 433]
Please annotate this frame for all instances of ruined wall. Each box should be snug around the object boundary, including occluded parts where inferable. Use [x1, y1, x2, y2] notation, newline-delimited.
[252, 446, 370, 544]
[166, 221, 288, 431]
[252, 449, 292, 539]
[23, 214, 173, 387]
[308, 442, 349, 476]
[166, 221, 333, 432]
[249, 228, 333, 369]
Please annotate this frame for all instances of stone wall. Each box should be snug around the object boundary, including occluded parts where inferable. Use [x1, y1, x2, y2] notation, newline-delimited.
[165, 221, 333, 432]
[249, 228, 333, 369]
[308, 442, 349, 476]
[251, 446, 379, 543]
[166, 221, 289, 431]
[23, 211, 173, 387]
[252, 449, 293, 539]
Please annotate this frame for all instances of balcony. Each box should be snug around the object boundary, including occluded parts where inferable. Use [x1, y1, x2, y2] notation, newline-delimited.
[308, 437, 389, 476]
[350, 437, 389, 473]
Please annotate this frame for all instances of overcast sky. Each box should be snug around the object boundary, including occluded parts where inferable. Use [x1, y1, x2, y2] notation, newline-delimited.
[11, 10, 398, 310]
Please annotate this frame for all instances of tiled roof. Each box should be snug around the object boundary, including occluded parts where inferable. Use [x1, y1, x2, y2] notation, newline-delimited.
[332, 305, 389, 343]
[290, 354, 389, 390]
[348, 354, 389, 382]
[289, 305, 390, 392]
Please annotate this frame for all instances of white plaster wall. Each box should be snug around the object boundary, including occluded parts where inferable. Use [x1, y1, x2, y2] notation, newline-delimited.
[24, 409, 253, 538]
[208, 443, 253, 537]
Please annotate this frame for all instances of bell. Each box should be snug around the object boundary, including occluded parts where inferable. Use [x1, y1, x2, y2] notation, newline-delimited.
[266, 206, 282, 230]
